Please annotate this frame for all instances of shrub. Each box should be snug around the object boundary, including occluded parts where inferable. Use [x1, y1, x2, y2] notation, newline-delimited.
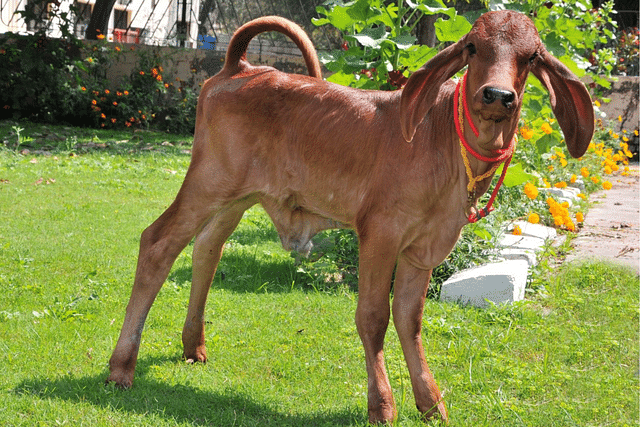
[0, 2, 198, 135]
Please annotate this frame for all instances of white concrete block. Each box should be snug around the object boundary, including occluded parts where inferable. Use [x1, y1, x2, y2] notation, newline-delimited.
[506, 221, 557, 240]
[499, 234, 546, 252]
[499, 248, 537, 266]
[538, 187, 580, 202]
[440, 260, 530, 308]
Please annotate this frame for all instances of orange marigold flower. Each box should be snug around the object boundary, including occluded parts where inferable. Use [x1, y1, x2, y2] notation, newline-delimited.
[576, 212, 584, 223]
[97, 34, 105, 40]
[520, 126, 534, 140]
[124, 90, 129, 96]
[591, 176, 600, 184]
[524, 182, 538, 200]
[512, 225, 522, 235]
[580, 167, 590, 178]
[602, 181, 612, 190]
[570, 174, 577, 183]
[91, 99, 97, 105]
[528, 213, 540, 224]
[554, 181, 567, 188]
[541, 122, 553, 134]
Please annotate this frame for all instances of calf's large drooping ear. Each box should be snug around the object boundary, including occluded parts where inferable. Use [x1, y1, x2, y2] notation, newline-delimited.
[400, 40, 468, 142]
[532, 48, 595, 158]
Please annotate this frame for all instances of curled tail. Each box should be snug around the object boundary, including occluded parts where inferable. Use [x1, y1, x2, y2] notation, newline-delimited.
[224, 16, 322, 78]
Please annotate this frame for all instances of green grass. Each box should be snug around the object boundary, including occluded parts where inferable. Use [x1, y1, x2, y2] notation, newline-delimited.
[0, 121, 638, 426]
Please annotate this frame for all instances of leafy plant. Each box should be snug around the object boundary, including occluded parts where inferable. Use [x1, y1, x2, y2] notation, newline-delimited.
[313, 0, 469, 89]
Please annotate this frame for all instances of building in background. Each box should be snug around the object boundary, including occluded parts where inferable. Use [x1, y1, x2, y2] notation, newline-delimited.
[0, 0, 203, 47]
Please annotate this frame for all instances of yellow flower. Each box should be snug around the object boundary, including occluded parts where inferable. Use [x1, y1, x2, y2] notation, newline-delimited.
[548, 165, 554, 172]
[604, 165, 612, 175]
[512, 225, 522, 235]
[520, 126, 534, 140]
[576, 212, 584, 223]
[528, 213, 540, 224]
[524, 182, 538, 200]
[591, 176, 600, 184]
[86, 57, 94, 63]
[97, 34, 106, 40]
[580, 167, 590, 178]
[554, 181, 567, 188]
[594, 100, 601, 107]
[577, 193, 587, 201]
[570, 174, 577, 183]
[603, 181, 612, 190]
[618, 115, 623, 122]
[541, 122, 553, 134]
[560, 158, 568, 167]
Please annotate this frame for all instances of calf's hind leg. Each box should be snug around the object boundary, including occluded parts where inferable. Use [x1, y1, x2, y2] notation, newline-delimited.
[182, 200, 254, 363]
[107, 173, 233, 388]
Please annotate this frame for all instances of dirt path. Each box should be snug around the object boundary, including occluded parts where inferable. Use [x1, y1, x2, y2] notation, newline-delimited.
[565, 164, 640, 274]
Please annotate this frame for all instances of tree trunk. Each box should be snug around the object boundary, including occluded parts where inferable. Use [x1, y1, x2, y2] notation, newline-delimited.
[85, 0, 117, 40]
[198, 0, 217, 36]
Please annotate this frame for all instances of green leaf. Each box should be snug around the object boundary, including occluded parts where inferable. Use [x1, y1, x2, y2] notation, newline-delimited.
[435, 15, 472, 42]
[327, 72, 358, 87]
[543, 33, 566, 58]
[399, 45, 437, 71]
[347, 0, 383, 24]
[347, 26, 388, 48]
[502, 162, 536, 188]
[535, 133, 560, 155]
[391, 34, 417, 50]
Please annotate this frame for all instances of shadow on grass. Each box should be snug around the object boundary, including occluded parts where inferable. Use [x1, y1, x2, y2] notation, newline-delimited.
[13, 357, 362, 426]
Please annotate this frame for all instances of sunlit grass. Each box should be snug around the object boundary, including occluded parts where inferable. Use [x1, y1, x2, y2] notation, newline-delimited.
[0, 121, 637, 426]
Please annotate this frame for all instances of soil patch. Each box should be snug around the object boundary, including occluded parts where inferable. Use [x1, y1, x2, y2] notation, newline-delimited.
[565, 164, 640, 274]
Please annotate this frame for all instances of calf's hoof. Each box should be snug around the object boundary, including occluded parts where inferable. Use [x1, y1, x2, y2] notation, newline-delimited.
[105, 368, 134, 389]
[420, 400, 449, 424]
[368, 403, 397, 425]
[183, 346, 207, 364]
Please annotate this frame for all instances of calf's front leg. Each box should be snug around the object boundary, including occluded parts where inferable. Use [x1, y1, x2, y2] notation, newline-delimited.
[392, 256, 448, 422]
[355, 230, 400, 424]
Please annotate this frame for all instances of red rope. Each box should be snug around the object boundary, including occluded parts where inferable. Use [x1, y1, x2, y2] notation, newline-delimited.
[454, 72, 516, 223]
[455, 73, 514, 163]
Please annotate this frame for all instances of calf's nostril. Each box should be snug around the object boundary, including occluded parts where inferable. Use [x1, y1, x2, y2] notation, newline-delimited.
[482, 87, 515, 108]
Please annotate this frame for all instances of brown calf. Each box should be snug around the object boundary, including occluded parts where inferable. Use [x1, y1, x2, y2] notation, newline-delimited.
[107, 11, 594, 424]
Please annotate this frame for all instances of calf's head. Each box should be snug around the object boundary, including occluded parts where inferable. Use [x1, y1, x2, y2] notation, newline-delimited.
[400, 10, 594, 158]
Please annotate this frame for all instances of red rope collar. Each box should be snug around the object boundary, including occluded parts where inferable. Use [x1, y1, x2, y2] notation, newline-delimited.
[454, 72, 516, 223]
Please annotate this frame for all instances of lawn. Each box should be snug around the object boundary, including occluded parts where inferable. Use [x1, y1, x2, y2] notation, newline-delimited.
[0, 121, 638, 426]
